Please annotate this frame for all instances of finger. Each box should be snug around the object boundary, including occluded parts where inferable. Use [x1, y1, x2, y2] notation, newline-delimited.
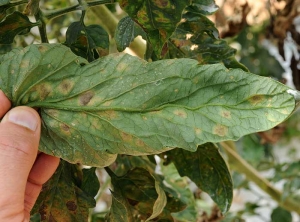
[0, 90, 11, 118]
[0, 107, 40, 220]
[24, 153, 60, 213]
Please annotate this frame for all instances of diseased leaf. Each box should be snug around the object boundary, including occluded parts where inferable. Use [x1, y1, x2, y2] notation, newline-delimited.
[0, 44, 295, 167]
[107, 167, 184, 221]
[118, 0, 191, 57]
[0, 11, 36, 44]
[167, 5, 247, 70]
[115, 16, 146, 52]
[31, 161, 96, 222]
[66, 22, 109, 61]
[167, 143, 233, 213]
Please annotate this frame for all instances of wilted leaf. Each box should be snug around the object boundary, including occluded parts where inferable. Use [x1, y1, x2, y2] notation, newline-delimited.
[0, 44, 295, 167]
[0, 11, 36, 44]
[168, 143, 233, 213]
[115, 16, 146, 52]
[118, 0, 191, 57]
[32, 161, 96, 222]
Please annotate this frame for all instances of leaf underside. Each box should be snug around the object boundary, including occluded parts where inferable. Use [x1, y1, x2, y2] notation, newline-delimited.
[0, 43, 295, 166]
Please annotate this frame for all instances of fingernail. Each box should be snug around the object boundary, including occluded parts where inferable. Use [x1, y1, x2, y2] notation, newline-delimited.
[7, 108, 38, 131]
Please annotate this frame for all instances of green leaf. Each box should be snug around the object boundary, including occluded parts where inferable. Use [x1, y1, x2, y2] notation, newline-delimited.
[82, 167, 100, 197]
[271, 207, 292, 222]
[115, 16, 146, 52]
[66, 22, 109, 61]
[0, 44, 295, 167]
[161, 162, 198, 221]
[0, 11, 36, 44]
[0, 4, 9, 21]
[118, 0, 191, 57]
[192, 0, 219, 15]
[31, 160, 96, 222]
[167, 5, 247, 70]
[167, 143, 233, 214]
[107, 167, 184, 221]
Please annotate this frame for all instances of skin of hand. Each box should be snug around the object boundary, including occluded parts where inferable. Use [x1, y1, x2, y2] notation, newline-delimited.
[0, 90, 60, 222]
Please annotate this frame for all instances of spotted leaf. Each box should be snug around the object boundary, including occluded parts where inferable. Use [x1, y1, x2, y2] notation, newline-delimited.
[167, 143, 233, 214]
[0, 44, 295, 167]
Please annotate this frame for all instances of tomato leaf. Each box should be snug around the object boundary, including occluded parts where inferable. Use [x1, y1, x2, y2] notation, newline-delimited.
[31, 161, 96, 221]
[167, 5, 247, 70]
[106, 167, 185, 221]
[167, 143, 233, 213]
[0, 44, 295, 167]
[118, 0, 191, 57]
[115, 16, 146, 52]
[66, 22, 109, 61]
[0, 11, 36, 44]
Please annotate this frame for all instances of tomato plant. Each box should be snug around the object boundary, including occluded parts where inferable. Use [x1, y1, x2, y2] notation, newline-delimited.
[0, 0, 299, 221]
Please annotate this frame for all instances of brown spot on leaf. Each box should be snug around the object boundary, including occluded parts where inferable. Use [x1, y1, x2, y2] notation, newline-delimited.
[213, 124, 228, 137]
[153, 0, 169, 8]
[59, 79, 74, 94]
[249, 95, 264, 105]
[174, 109, 187, 118]
[38, 45, 48, 53]
[103, 100, 113, 106]
[221, 110, 231, 119]
[135, 139, 146, 147]
[121, 132, 132, 142]
[79, 91, 94, 105]
[66, 201, 77, 211]
[46, 109, 59, 117]
[35, 83, 52, 100]
[20, 60, 29, 68]
[99, 110, 118, 120]
[61, 123, 70, 133]
[195, 127, 202, 135]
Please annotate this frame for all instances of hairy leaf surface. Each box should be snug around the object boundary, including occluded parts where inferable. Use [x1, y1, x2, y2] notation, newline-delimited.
[31, 161, 96, 222]
[168, 143, 232, 213]
[0, 43, 295, 166]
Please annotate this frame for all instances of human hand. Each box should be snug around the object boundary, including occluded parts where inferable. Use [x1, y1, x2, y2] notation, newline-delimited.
[0, 90, 60, 221]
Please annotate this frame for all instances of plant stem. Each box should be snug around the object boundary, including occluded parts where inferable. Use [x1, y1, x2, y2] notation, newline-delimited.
[44, 0, 115, 20]
[35, 10, 49, 43]
[89, 5, 146, 58]
[220, 141, 300, 214]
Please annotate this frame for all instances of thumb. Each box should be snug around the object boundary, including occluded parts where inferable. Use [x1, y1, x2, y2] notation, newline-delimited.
[0, 107, 40, 218]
